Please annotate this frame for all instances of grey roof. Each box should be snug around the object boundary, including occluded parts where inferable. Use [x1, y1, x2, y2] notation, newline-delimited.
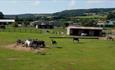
[67, 26, 103, 30]
[0, 19, 15, 22]
[30, 21, 55, 25]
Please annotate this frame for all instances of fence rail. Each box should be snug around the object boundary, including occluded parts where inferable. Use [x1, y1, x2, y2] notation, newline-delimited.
[0, 28, 41, 33]
[0, 28, 66, 35]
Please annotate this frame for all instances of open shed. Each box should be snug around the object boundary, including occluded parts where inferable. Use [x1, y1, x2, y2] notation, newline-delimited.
[0, 19, 15, 29]
[67, 26, 103, 36]
[30, 21, 55, 29]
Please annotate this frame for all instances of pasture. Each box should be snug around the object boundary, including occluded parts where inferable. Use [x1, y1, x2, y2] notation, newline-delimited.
[0, 31, 115, 70]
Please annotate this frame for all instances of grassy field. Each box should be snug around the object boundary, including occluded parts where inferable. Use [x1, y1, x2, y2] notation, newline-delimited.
[0, 31, 115, 70]
[72, 15, 106, 19]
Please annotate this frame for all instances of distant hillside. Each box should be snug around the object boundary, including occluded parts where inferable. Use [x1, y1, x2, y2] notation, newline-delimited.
[53, 8, 115, 17]
[4, 8, 115, 19]
[4, 14, 51, 19]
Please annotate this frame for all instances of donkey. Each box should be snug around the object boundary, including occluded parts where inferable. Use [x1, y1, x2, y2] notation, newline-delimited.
[16, 39, 24, 47]
[107, 36, 114, 41]
[51, 39, 57, 47]
[30, 39, 45, 49]
[73, 37, 79, 43]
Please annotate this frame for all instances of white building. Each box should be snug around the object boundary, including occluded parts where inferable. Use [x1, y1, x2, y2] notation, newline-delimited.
[0, 19, 15, 23]
[0, 19, 15, 28]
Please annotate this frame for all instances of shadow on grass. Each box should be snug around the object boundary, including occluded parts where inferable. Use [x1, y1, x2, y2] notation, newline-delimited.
[56, 46, 63, 49]
[109, 46, 115, 48]
[73, 42, 85, 44]
[51, 46, 63, 49]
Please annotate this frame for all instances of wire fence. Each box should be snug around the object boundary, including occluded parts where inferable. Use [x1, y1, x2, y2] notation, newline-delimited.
[0, 28, 42, 33]
[0, 28, 66, 35]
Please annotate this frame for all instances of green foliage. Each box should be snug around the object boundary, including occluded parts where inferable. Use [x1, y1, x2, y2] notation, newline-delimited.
[64, 23, 69, 27]
[77, 16, 106, 19]
[12, 22, 18, 27]
[0, 12, 4, 19]
[53, 8, 115, 17]
[107, 12, 115, 20]
[79, 19, 98, 26]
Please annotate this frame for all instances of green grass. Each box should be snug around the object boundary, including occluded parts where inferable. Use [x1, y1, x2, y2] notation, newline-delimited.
[0, 27, 66, 34]
[0, 31, 115, 70]
[77, 15, 106, 19]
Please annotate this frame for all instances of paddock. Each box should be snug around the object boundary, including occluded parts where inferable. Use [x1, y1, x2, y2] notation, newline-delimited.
[0, 29, 115, 70]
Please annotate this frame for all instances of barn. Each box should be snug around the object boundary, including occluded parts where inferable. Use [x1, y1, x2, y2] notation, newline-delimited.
[67, 26, 103, 36]
[37, 22, 54, 29]
[0, 19, 15, 29]
[97, 20, 115, 27]
[30, 21, 55, 29]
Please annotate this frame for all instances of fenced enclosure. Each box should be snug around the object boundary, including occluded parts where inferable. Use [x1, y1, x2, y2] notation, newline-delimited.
[0, 27, 67, 35]
[0, 26, 114, 37]
[0, 27, 41, 33]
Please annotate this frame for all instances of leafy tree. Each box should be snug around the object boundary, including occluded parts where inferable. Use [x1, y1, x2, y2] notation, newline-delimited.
[12, 22, 18, 27]
[23, 21, 30, 27]
[80, 19, 97, 26]
[64, 23, 69, 27]
[107, 12, 115, 20]
[15, 16, 19, 21]
[0, 12, 4, 19]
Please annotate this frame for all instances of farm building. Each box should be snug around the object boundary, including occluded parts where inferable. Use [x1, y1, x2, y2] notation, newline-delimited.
[30, 21, 56, 29]
[97, 20, 115, 27]
[67, 26, 103, 36]
[105, 20, 115, 27]
[0, 19, 15, 29]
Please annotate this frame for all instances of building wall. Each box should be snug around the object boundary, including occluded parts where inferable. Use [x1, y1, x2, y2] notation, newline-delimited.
[38, 25, 54, 29]
[67, 28, 102, 36]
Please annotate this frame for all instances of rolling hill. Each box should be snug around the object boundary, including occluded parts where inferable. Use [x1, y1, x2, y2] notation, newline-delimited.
[4, 8, 115, 19]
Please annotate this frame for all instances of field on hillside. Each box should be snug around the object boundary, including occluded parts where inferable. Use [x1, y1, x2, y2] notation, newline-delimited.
[72, 15, 106, 19]
[0, 31, 115, 70]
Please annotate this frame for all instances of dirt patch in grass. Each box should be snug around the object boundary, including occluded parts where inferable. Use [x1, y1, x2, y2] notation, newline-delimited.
[5, 44, 46, 53]
[5, 44, 32, 52]
[7, 57, 27, 61]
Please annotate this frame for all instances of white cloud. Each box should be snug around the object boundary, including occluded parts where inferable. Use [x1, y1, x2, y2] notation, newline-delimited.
[11, 0, 17, 3]
[52, 0, 57, 3]
[86, 0, 104, 4]
[68, 0, 76, 9]
[33, 0, 41, 6]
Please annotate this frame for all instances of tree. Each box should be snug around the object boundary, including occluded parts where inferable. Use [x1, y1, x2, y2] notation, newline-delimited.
[15, 16, 19, 21]
[107, 12, 115, 20]
[12, 22, 18, 27]
[13, 16, 19, 27]
[64, 23, 69, 27]
[0, 12, 4, 19]
[80, 19, 97, 26]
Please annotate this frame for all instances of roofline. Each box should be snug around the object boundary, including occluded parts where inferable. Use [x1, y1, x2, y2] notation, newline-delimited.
[0, 19, 15, 22]
[67, 26, 103, 30]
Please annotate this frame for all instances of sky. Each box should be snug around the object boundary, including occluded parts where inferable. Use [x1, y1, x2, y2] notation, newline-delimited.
[0, 0, 115, 15]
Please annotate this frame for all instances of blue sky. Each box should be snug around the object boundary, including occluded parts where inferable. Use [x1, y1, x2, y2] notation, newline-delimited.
[0, 0, 115, 15]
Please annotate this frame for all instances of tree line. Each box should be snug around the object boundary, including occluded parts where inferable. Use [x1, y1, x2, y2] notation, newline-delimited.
[0, 9, 115, 27]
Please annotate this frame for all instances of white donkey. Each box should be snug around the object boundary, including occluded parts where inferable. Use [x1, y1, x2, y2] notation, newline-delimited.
[24, 39, 32, 47]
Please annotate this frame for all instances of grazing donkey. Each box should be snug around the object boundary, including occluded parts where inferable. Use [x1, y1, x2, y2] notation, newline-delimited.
[16, 39, 24, 47]
[30, 40, 45, 49]
[51, 39, 57, 47]
[73, 37, 79, 43]
[107, 36, 114, 41]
